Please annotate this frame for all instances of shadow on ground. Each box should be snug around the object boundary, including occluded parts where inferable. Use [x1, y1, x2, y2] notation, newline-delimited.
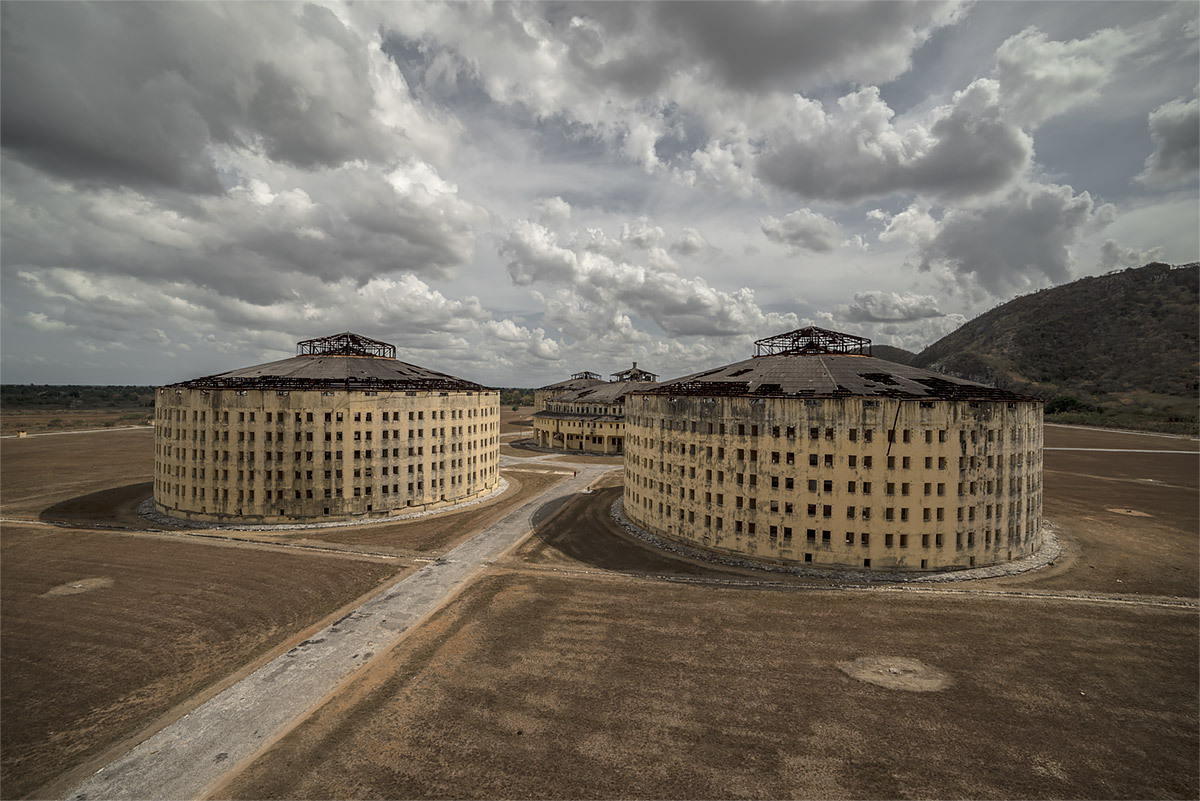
[39, 482, 152, 528]
[521, 486, 723, 576]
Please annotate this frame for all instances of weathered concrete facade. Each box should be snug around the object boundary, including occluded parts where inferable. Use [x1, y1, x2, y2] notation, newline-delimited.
[621, 327, 1043, 573]
[624, 395, 1042, 571]
[532, 371, 658, 455]
[154, 333, 500, 524]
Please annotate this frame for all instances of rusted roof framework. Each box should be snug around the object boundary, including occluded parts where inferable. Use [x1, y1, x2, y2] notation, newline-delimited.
[571, 370, 602, 380]
[754, 326, 871, 357]
[297, 332, 396, 359]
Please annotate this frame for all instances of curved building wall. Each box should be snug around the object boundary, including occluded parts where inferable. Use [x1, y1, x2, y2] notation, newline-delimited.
[622, 394, 1042, 572]
[154, 387, 500, 523]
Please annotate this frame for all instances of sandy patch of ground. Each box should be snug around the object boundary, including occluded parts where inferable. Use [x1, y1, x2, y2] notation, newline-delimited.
[837, 656, 950, 692]
[40, 577, 115, 597]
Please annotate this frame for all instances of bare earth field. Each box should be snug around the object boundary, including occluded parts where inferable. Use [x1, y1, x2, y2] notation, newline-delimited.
[0, 427, 401, 797]
[3, 422, 1197, 800]
[1, 428, 155, 518]
[0, 526, 400, 798]
[217, 573, 1197, 801]
[499, 441, 544, 458]
[215, 425, 1199, 800]
[285, 469, 566, 554]
[499, 406, 535, 434]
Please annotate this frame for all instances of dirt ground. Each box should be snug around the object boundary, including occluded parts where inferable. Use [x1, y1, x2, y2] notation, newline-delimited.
[548, 453, 625, 465]
[215, 571, 1197, 801]
[0, 525, 400, 798]
[282, 469, 566, 553]
[500, 406, 535, 434]
[6, 420, 1197, 800]
[213, 424, 1199, 800]
[1, 428, 155, 518]
[500, 441, 544, 458]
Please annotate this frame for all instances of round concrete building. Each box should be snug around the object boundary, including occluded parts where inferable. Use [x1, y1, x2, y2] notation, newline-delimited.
[154, 332, 500, 524]
[622, 327, 1043, 572]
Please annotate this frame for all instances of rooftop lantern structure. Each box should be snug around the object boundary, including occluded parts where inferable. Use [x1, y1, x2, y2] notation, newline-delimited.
[612, 362, 659, 382]
[754, 326, 872, 357]
[572, 370, 603, 380]
[297, 331, 396, 359]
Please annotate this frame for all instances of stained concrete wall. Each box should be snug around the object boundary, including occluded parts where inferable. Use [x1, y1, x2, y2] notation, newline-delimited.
[154, 387, 500, 523]
[622, 394, 1042, 572]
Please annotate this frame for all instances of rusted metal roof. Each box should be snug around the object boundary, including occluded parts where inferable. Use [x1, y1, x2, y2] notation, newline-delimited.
[537, 376, 607, 393]
[171, 354, 489, 392]
[549, 380, 660, 404]
[636, 353, 1039, 403]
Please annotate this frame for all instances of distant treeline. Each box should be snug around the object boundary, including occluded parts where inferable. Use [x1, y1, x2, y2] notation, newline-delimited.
[2, 385, 156, 409]
[499, 388, 534, 408]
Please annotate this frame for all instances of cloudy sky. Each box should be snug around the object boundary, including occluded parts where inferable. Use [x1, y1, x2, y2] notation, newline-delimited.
[2, 1, 1197, 387]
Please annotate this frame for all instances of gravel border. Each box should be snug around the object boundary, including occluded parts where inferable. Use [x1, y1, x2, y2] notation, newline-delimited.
[611, 498, 1060, 584]
[137, 478, 510, 533]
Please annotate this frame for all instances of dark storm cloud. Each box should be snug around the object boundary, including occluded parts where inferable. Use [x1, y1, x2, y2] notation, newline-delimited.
[917, 183, 1113, 296]
[0, 2, 393, 193]
[558, 1, 961, 95]
[0, 156, 479, 305]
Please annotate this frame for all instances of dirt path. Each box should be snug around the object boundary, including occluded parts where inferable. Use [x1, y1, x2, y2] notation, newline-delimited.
[63, 465, 609, 801]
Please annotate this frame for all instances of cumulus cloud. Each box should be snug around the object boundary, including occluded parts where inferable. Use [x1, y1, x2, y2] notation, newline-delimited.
[995, 26, 1133, 128]
[499, 218, 797, 338]
[669, 227, 709, 256]
[835, 292, 945, 323]
[758, 80, 1032, 202]
[0, 3, 455, 193]
[914, 183, 1115, 296]
[1097, 239, 1166, 272]
[1136, 96, 1200, 189]
[761, 209, 841, 253]
[0, 156, 484, 300]
[533, 196, 572, 227]
[620, 216, 665, 249]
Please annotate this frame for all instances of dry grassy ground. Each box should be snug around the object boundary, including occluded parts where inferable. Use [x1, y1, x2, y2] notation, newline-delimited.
[0, 409, 153, 436]
[216, 426, 1199, 800]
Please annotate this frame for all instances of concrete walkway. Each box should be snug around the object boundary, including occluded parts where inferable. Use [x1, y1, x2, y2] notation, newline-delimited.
[64, 466, 610, 801]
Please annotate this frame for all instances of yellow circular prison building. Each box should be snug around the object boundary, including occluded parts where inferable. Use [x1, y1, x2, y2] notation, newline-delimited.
[154, 332, 500, 524]
[532, 363, 658, 455]
[622, 327, 1043, 572]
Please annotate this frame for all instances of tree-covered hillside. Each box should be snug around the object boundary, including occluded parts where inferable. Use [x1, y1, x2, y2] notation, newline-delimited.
[913, 262, 1198, 434]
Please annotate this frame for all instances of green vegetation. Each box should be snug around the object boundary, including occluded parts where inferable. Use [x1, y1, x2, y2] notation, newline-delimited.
[1, 385, 156, 410]
[872, 345, 918, 365]
[498, 388, 534, 408]
[914, 262, 1199, 436]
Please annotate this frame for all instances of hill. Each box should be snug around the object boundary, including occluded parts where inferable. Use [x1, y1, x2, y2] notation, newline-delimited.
[871, 344, 918, 365]
[913, 262, 1198, 434]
